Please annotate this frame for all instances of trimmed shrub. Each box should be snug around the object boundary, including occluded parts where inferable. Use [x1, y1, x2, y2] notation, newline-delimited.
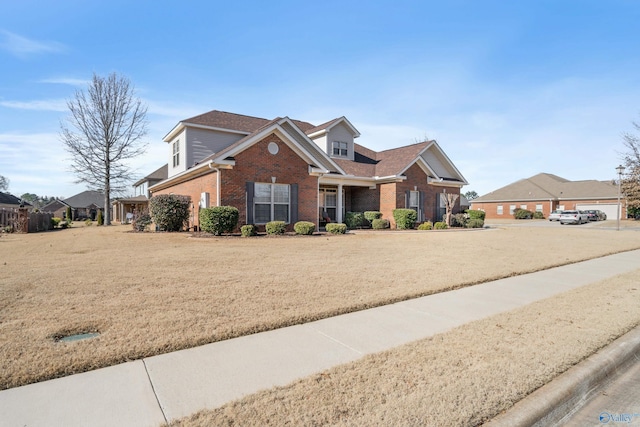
[51, 217, 62, 228]
[65, 206, 72, 222]
[451, 213, 468, 228]
[131, 208, 152, 232]
[294, 221, 315, 235]
[372, 218, 390, 229]
[97, 210, 104, 226]
[434, 221, 448, 230]
[417, 221, 433, 230]
[364, 211, 382, 223]
[393, 209, 417, 230]
[466, 209, 486, 220]
[345, 212, 367, 229]
[533, 211, 545, 219]
[241, 224, 257, 237]
[149, 194, 191, 232]
[265, 221, 286, 235]
[84, 219, 93, 226]
[514, 208, 533, 219]
[59, 221, 69, 229]
[199, 206, 239, 235]
[467, 218, 485, 228]
[325, 223, 347, 234]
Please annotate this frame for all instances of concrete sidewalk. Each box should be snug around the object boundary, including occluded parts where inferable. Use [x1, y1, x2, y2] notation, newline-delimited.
[1, 250, 639, 427]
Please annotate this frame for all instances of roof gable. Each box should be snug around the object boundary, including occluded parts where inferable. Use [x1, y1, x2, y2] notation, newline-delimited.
[0, 192, 27, 206]
[306, 116, 361, 138]
[61, 190, 105, 209]
[474, 173, 618, 202]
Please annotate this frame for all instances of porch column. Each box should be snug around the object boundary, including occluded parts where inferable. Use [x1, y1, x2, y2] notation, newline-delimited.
[337, 183, 343, 223]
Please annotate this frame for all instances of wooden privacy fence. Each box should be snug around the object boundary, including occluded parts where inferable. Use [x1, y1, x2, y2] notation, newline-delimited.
[0, 208, 53, 233]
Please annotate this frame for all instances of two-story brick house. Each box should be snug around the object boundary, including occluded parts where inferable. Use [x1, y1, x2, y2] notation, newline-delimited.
[149, 110, 467, 230]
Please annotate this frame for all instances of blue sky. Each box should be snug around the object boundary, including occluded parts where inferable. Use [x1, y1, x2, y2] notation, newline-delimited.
[1, 0, 639, 199]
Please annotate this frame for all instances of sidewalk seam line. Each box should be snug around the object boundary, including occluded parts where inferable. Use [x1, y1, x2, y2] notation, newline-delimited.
[143, 359, 169, 425]
[313, 330, 364, 355]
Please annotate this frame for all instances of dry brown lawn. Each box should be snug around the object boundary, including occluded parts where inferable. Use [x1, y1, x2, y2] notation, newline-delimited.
[1, 220, 639, 392]
[173, 270, 640, 427]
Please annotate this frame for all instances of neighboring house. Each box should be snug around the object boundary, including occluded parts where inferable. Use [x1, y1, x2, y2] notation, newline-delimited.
[42, 190, 105, 220]
[0, 192, 31, 209]
[471, 173, 625, 220]
[149, 110, 467, 230]
[111, 164, 168, 223]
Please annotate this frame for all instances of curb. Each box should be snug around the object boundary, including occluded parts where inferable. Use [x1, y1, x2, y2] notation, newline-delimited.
[485, 325, 640, 427]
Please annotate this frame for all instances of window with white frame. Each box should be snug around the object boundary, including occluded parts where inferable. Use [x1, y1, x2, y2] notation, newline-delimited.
[509, 205, 516, 214]
[535, 204, 543, 212]
[332, 141, 348, 157]
[254, 183, 290, 223]
[520, 204, 527, 210]
[409, 191, 419, 211]
[172, 140, 180, 167]
[497, 205, 504, 215]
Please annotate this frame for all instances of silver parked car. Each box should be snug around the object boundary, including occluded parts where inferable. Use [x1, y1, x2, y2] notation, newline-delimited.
[548, 210, 564, 221]
[560, 210, 588, 225]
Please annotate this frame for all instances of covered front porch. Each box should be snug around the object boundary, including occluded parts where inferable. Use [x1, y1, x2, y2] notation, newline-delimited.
[111, 195, 149, 224]
[317, 175, 391, 226]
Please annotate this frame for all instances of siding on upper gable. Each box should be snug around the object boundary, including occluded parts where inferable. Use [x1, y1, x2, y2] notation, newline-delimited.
[327, 123, 355, 161]
[421, 149, 449, 178]
[168, 129, 187, 178]
[187, 127, 245, 167]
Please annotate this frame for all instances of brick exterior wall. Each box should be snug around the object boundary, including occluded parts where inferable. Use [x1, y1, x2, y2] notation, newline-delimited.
[377, 164, 461, 227]
[152, 133, 318, 231]
[152, 172, 218, 229]
[350, 187, 379, 213]
[221, 133, 318, 229]
[472, 199, 625, 219]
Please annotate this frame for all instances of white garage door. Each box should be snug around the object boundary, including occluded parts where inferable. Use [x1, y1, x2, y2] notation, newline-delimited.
[576, 204, 620, 220]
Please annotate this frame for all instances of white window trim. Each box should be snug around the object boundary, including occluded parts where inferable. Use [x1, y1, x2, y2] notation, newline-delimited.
[497, 205, 504, 215]
[173, 140, 180, 167]
[332, 141, 348, 157]
[254, 183, 290, 224]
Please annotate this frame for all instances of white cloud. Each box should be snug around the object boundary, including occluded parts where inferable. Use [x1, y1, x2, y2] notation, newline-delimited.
[0, 99, 67, 111]
[39, 77, 90, 86]
[0, 30, 66, 58]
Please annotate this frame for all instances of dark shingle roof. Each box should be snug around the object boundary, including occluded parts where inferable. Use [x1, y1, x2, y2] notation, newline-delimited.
[134, 164, 168, 187]
[334, 141, 431, 177]
[474, 173, 619, 202]
[62, 190, 105, 208]
[0, 192, 28, 206]
[182, 110, 315, 134]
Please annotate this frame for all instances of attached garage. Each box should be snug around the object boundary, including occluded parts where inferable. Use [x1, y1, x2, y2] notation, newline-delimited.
[576, 203, 620, 220]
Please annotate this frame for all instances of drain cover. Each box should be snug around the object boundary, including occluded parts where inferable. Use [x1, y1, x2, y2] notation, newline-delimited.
[57, 332, 100, 342]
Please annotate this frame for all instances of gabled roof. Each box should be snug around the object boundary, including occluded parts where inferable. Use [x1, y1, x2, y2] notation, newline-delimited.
[60, 190, 105, 209]
[165, 110, 316, 142]
[0, 192, 30, 207]
[474, 173, 618, 202]
[134, 164, 168, 187]
[306, 116, 361, 138]
[207, 117, 344, 174]
[332, 140, 467, 185]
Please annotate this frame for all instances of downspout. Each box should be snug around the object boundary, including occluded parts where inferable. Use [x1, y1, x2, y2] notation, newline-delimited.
[317, 174, 324, 232]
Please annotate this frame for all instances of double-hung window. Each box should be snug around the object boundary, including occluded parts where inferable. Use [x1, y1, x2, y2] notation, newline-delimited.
[172, 140, 180, 167]
[409, 190, 419, 212]
[254, 183, 290, 223]
[332, 141, 348, 157]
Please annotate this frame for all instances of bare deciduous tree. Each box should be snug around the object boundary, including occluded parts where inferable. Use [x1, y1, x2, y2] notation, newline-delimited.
[0, 175, 8, 192]
[60, 72, 148, 225]
[621, 120, 640, 215]
[442, 192, 459, 226]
